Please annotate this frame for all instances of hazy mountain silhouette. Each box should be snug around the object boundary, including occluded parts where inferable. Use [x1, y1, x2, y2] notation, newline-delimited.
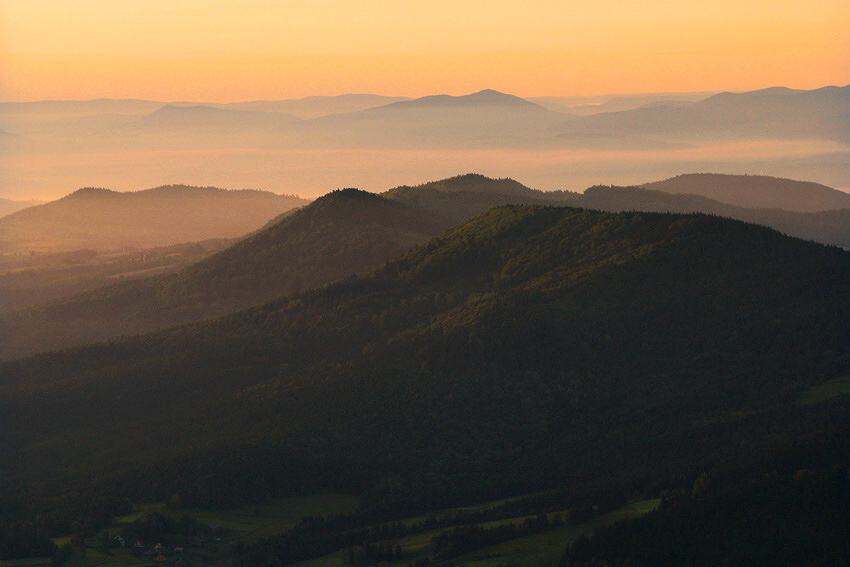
[0, 185, 308, 253]
[4, 86, 848, 199]
[283, 89, 566, 148]
[3, 206, 849, 520]
[642, 173, 850, 212]
[379, 89, 540, 109]
[552, 85, 850, 143]
[529, 92, 714, 114]
[226, 94, 411, 119]
[0, 197, 42, 219]
[0, 98, 164, 118]
[139, 104, 300, 131]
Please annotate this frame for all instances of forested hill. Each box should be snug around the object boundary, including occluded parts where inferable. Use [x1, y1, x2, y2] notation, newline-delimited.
[0, 184, 309, 253]
[5, 173, 850, 362]
[0, 174, 542, 360]
[3, 206, 850, 526]
[384, 173, 556, 223]
[573, 184, 850, 248]
[0, 189, 448, 359]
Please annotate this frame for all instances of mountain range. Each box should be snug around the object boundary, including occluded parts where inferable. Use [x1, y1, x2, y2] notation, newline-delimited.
[3, 173, 850, 361]
[551, 85, 850, 144]
[2, 199, 849, 533]
[3, 85, 849, 200]
[6, 85, 848, 152]
[2, 169, 850, 567]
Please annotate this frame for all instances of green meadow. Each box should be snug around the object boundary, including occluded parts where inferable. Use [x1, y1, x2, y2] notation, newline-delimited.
[55, 494, 658, 567]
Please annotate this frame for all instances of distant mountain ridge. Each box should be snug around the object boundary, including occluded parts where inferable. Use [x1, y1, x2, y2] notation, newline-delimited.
[0, 197, 42, 219]
[377, 89, 545, 110]
[140, 104, 300, 130]
[641, 173, 850, 212]
[552, 84, 850, 143]
[0, 184, 308, 253]
[288, 90, 566, 149]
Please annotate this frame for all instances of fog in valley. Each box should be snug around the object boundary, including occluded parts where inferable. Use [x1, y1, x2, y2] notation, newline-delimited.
[2, 87, 848, 203]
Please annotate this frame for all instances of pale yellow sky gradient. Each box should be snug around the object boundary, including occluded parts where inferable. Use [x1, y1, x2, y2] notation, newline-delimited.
[1, 0, 848, 101]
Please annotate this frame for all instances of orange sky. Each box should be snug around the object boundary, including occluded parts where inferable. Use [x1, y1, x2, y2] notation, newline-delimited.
[1, 0, 848, 101]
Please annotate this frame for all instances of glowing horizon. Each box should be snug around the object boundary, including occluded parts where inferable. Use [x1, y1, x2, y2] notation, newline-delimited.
[1, 0, 848, 102]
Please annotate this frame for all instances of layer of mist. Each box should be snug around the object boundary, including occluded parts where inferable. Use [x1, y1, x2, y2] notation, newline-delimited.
[2, 86, 848, 201]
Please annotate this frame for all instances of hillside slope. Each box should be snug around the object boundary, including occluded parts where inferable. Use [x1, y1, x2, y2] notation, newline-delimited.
[572, 184, 850, 248]
[0, 189, 446, 359]
[5, 173, 850, 361]
[3, 206, 850, 521]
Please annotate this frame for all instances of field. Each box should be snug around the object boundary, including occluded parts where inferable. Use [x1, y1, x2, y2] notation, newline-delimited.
[54, 494, 659, 567]
[800, 376, 850, 405]
[55, 493, 359, 567]
[292, 499, 661, 567]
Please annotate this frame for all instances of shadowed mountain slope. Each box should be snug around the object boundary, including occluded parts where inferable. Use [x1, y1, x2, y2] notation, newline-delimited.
[0, 174, 555, 360]
[5, 173, 850, 361]
[0, 185, 308, 253]
[568, 184, 850, 248]
[384, 173, 556, 223]
[0, 189, 447, 359]
[3, 206, 850, 521]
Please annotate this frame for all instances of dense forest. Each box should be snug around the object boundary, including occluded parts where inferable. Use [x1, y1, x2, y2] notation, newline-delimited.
[560, 465, 850, 567]
[3, 205, 850, 558]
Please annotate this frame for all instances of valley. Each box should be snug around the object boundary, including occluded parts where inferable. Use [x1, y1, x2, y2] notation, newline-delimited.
[4, 1, 848, 563]
[3, 172, 850, 565]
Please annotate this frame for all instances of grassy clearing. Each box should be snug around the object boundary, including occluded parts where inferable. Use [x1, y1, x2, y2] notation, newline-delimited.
[451, 499, 660, 567]
[394, 491, 557, 529]
[181, 493, 359, 541]
[55, 494, 658, 567]
[800, 376, 850, 405]
[294, 499, 661, 567]
[54, 493, 359, 567]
